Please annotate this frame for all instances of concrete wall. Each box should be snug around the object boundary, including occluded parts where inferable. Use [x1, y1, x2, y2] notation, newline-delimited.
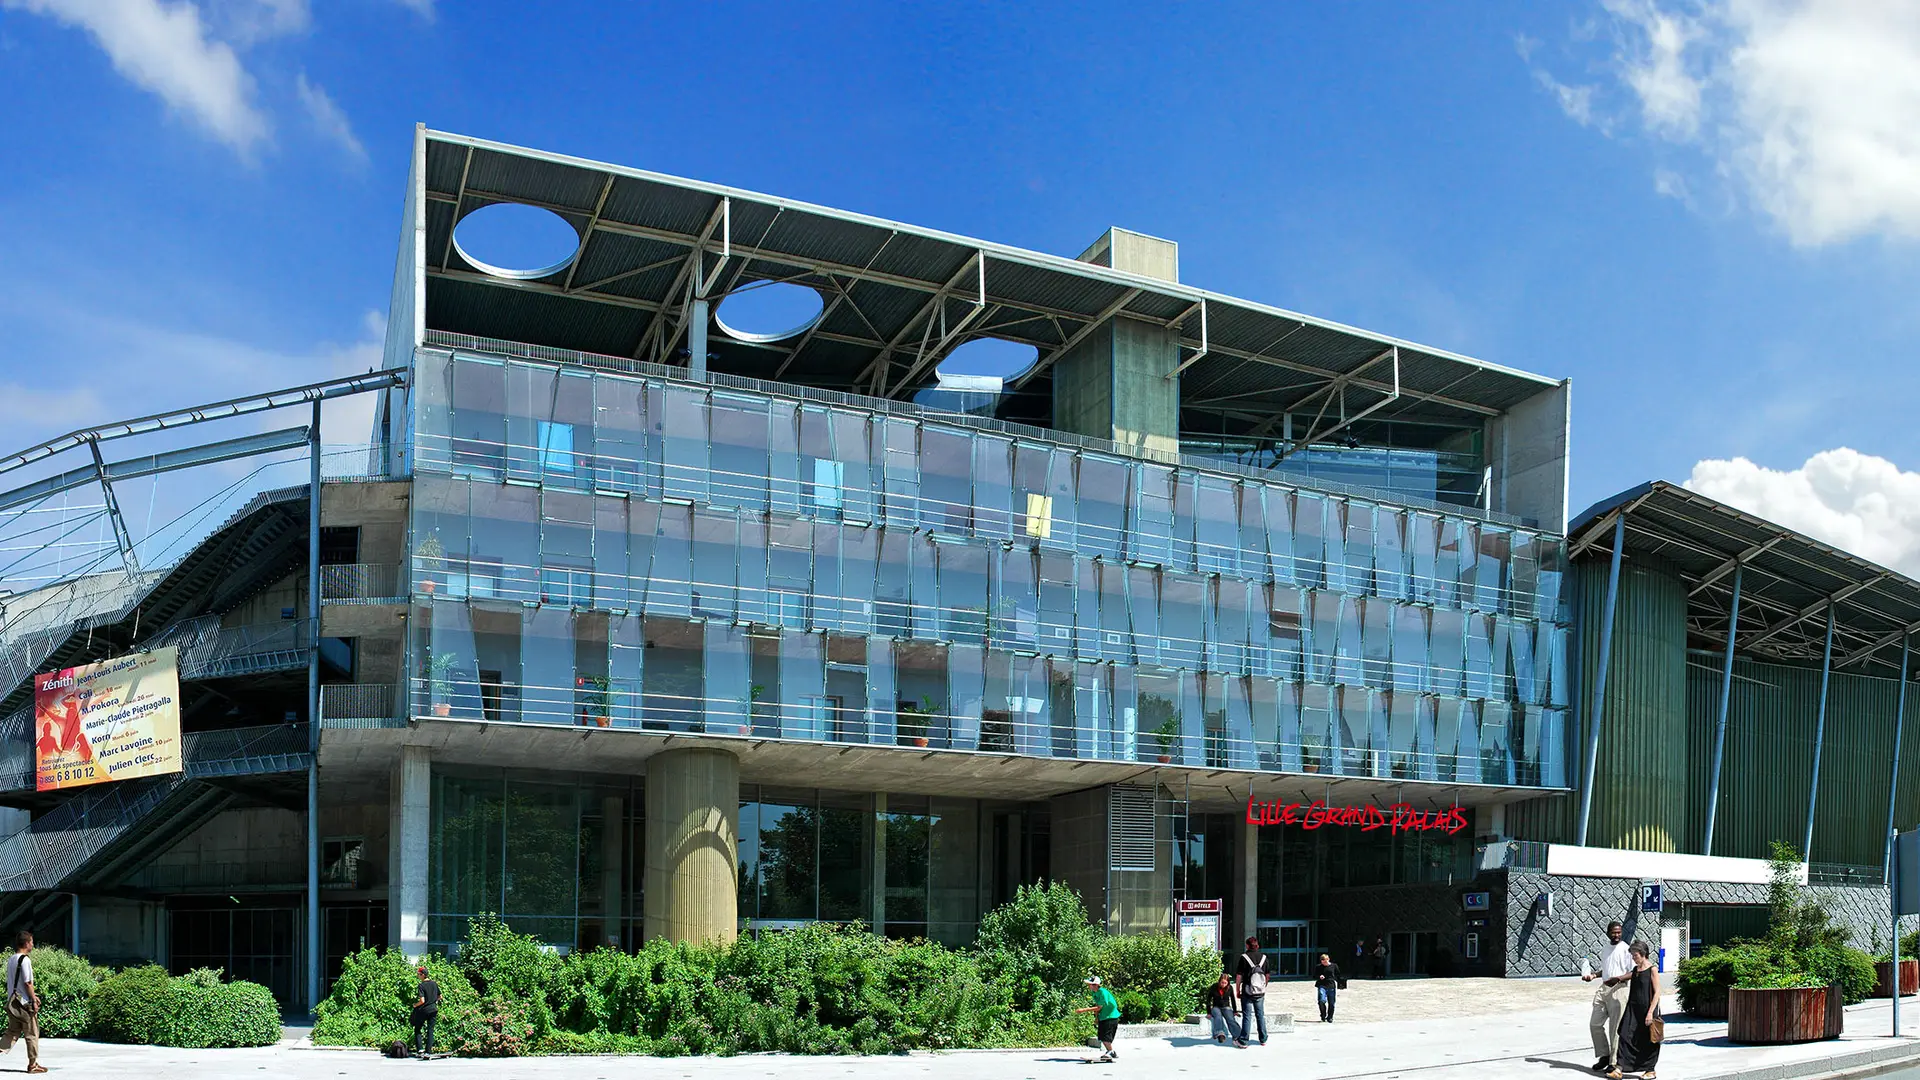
[78, 897, 165, 967]
[132, 807, 306, 889]
[1486, 380, 1570, 532]
[1500, 868, 1898, 976]
[1050, 318, 1179, 460]
[1049, 787, 1108, 925]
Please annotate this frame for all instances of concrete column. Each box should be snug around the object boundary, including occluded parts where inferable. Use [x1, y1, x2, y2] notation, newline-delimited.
[644, 747, 740, 944]
[601, 795, 624, 948]
[388, 744, 430, 957]
[1235, 814, 1258, 949]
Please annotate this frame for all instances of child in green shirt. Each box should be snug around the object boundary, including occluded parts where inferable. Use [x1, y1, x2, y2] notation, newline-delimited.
[1075, 975, 1123, 1062]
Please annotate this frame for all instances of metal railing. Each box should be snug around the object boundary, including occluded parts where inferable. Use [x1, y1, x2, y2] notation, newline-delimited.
[0, 721, 309, 796]
[1807, 862, 1884, 887]
[320, 683, 400, 726]
[321, 563, 404, 603]
[174, 620, 311, 680]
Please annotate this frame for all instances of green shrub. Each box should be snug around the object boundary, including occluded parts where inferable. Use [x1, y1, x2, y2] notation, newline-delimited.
[1903, 928, 1920, 962]
[167, 978, 282, 1048]
[25, 947, 106, 1039]
[312, 948, 480, 1050]
[975, 882, 1100, 1018]
[1116, 989, 1150, 1024]
[1737, 970, 1824, 990]
[85, 964, 176, 1044]
[1090, 931, 1217, 1020]
[1801, 942, 1879, 1005]
[459, 914, 562, 1037]
[459, 994, 532, 1057]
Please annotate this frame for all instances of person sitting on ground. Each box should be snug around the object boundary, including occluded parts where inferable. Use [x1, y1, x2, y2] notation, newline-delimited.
[1205, 972, 1244, 1047]
[1074, 974, 1123, 1063]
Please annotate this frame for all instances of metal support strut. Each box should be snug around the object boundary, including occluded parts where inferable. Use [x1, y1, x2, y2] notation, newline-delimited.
[1576, 512, 1627, 847]
[1703, 564, 1743, 854]
[88, 437, 140, 575]
[305, 400, 322, 1012]
[1886, 636, 1910, 879]
[1803, 606, 1837, 859]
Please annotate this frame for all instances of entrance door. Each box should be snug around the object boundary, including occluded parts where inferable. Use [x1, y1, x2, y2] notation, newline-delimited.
[1388, 930, 1438, 976]
[1256, 920, 1315, 978]
[322, 903, 388, 991]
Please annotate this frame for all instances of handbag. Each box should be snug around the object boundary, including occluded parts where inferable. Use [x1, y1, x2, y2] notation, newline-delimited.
[1648, 1015, 1664, 1044]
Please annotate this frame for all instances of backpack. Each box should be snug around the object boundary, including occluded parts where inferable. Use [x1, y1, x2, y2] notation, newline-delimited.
[383, 1040, 412, 1059]
[1242, 954, 1268, 996]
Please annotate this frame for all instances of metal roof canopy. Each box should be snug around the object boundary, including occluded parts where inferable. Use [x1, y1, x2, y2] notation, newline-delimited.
[417, 129, 1561, 436]
[1569, 481, 1920, 677]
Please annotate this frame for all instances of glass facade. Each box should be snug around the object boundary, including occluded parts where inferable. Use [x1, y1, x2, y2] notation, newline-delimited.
[405, 349, 1573, 787]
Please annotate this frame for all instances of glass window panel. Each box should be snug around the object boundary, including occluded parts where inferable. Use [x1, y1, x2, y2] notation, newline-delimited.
[972, 435, 1015, 541]
[471, 608, 523, 722]
[920, 427, 974, 534]
[1409, 512, 1439, 604]
[1333, 594, 1365, 687]
[423, 599, 481, 719]
[1274, 680, 1302, 772]
[1454, 520, 1480, 606]
[937, 540, 990, 643]
[875, 529, 912, 638]
[1376, 507, 1407, 601]
[1478, 526, 1511, 613]
[1294, 493, 1327, 588]
[1263, 487, 1295, 585]
[1435, 519, 1464, 608]
[996, 547, 1040, 650]
[894, 641, 948, 748]
[1223, 675, 1255, 770]
[1074, 557, 1101, 659]
[1046, 448, 1079, 554]
[928, 797, 979, 946]
[706, 622, 752, 735]
[592, 371, 646, 493]
[1194, 478, 1239, 576]
[642, 616, 703, 730]
[1336, 686, 1370, 776]
[1548, 626, 1571, 708]
[1491, 617, 1513, 702]
[1127, 566, 1161, 669]
[1537, 540, 1568, 623]
[661, 385, 710, 502]
[627, 501, 658, 609]
[1137, 669, 1181, 764]
[1360, 597, 1393, 690]
[1343, 502, 1376, 597]
[981, 649, 1015, 753]
[1170, 475, 1198, 571]
[1046, 659, 1079, 758]
[1218, 580, 1253, 676]
[838, 525, 877, 636]
[1266, 585, 1305, 681]
[503, 781, 578, 921]
[769, 399, 801, 517]
[592, 496, 631, 611]
[882, 799, 930, 926]
[1008, 652, 1050, 757]
[833, 410, 876, 523]
[1177, 670, 1204, 766]
[736, 516, 770, 626]
[537, 421, 577, 479]
[1387, 691, 1420, 779]
[1161, 572, 1206, 671]
[708, 393, 771, 512]
[866, 637, 897, 743]
[1237, 483, 1268, 581]
[1464, 614, 1493, 699]
[1543, 707, 1570, 787]
[504, 362, 556, 483]
[1300, 683, 1333, 773]
[826, 635, 870, 744]
[520, 607, 574, 726]
[881, 419, 920, 529]
[1249, 676, 1279, 769]
[1511, 620, 1540, 704]
[947, 643, 986, 751]
[1392, 603, 1429, 694]
[1307, 589, 1340, 684]
[609, 613, 643, 728]
[755, 788, 818, 921]
[1454, 699, 1483, 784]
[431, 773, 503, 922]
[690, 509, 738, 622]
[1480, 701, 1514, 784]
[767, 518, 813, 629]
[1079, 454, 1129, 556]
[737, 794, 760, 920]
[645, 504, 693, 617]
[819, 791, 872, 922]
[813, 523, 847, 633]
[779, 631, 828, 740]
[1037, 552, 1077, 656]
[471, 483, 539, 604]
[1510, 532, 1540, 619]
[1129, 464, 1175, 566]
[1430, 607, 1465, 698]
[447, 356, 507, 478]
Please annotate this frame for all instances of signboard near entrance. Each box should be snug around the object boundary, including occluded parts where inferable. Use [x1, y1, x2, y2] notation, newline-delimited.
[1244, 797, 1469, 834]
[1641, 882, 1664, 914]
[1176, 899, 1222, 954]
[34, 647, 182, 792]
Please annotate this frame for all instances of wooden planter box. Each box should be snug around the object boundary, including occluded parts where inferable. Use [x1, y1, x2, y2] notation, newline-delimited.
[1727, 985, 1843, 1044]
[1685, 992, 1728, 1019]
[1874, 959, 1919, 998]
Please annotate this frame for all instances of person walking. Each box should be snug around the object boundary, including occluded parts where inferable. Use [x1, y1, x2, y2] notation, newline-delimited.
[1313, 952, 1343, 1022]
[1075, 975, 1123, 1063]
[1204, 972, 1245, 1046]
[411, 964, 442, 1056]
[1610, 941, 1661, 1079]
[0, 930, 46, 1074]
[1235, 936, 1270, 1045]
[1371, 937, 1389, 979]
[1583, 920, 1633, 1074]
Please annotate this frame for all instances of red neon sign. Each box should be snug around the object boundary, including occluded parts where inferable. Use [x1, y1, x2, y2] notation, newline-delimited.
[1245, 797, 1470, 835]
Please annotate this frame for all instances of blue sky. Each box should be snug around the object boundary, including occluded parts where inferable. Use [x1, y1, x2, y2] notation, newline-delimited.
[2, 1, 1917, 566]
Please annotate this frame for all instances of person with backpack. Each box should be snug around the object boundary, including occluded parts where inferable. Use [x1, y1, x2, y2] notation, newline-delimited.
[411, 964, 442, 1056]
[0, 930, 45, 1074]
[1234, 936, 1271, 1045]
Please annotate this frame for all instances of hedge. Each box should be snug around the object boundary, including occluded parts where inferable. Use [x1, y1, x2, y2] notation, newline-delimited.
[313, 882, 1225, 1057]
[25, 946, 106, 1039]
[81, 963, 281, 1047]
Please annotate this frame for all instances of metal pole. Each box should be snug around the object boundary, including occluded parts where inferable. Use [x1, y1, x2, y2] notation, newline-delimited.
[1576, 513, 1626, 847]
[1704, 565, 1743, 855]
[306, 400, 322, 1013]
[1889, 636, 1911, 879]
[1802, 605, 1837, 859]
[1894, 827, 1903, 1037]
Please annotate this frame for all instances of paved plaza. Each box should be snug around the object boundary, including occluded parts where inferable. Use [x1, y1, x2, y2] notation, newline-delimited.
[4, 979, 1917, 1080]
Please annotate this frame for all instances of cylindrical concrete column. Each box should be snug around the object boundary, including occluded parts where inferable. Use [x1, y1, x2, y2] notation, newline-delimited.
[644, 747, 740, 944]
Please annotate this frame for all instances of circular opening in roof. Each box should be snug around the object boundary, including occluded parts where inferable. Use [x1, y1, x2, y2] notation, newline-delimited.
[938, 337, 1040, 381]
[452, 202, 582, 280]
[715, 280, 826, 343]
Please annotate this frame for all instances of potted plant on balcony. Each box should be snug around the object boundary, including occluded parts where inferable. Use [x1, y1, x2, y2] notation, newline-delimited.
[746, 684, 768, 736]
[1148, 715, 1182, 764]
[897, 696, 934, 748]
[414, 531, 445, 596]
[424, 651, 458, 717]
[576, 675, 611, 727]
[1301, 732, 1326, 773]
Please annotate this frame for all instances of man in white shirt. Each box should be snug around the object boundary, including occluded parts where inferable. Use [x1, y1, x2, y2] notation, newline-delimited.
[1, 930, 45, 1074]
[1582, 920, 1632, 1074]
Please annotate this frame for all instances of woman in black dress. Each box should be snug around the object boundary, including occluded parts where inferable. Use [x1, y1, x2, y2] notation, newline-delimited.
[1610, 940, 1660, 1079]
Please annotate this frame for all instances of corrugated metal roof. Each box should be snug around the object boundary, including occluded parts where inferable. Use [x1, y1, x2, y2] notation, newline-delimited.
[1569, 481, 1920, 677]
[417, 130, 1561, 427]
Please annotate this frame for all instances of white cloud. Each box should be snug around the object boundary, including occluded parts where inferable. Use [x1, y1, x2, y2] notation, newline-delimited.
[208, 0, 307, 46]
[1686, 448, 1920, 576]
[390, 0, 432, 18]
[1540, 1, 1920, 246]
[3, 0, 271, 153]
[295, 72, 366, 164]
